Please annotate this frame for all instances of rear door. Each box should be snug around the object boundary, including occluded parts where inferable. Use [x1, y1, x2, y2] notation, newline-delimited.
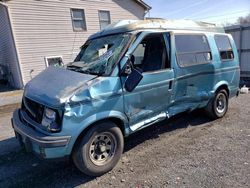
[170, 33, 214, 114]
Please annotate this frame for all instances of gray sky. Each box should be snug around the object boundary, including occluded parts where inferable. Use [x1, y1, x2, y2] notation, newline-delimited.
[144, 0, 250, 25]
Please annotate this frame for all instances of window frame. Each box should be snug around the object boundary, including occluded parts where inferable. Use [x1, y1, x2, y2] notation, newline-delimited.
[214, 34, 234, 62]
[130, 32, 171, 74]
[98, 10, 111, 30]
[174, 33, 212, 68]
[71, 8, 87, 31]
[44, 56, 63, 67]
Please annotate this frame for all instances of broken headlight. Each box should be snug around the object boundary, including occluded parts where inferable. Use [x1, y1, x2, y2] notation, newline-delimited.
[42, 107, 61, 132]
[44, 108, 56, 121]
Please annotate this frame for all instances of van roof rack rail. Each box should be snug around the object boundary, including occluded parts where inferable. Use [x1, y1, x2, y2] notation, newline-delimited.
[89, 19, 224, 40]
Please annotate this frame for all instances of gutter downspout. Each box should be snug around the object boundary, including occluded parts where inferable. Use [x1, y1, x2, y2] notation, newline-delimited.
[0, 1, 24, 88]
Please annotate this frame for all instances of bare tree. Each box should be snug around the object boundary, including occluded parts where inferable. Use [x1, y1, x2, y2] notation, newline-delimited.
[236, 13, 250, 24]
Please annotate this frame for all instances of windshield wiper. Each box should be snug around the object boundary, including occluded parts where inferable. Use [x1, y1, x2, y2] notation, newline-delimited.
[89, 72, 103, 76]
[81, 69, 103, 76]
[67, 65, 103, 76]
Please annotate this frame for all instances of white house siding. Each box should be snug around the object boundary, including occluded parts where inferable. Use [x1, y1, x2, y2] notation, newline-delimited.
[0, 4, 22, 88]
[6, 0, 146, 86]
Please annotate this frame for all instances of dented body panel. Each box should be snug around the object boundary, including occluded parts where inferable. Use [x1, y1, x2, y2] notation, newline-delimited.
[24, 67, 97, 107]
[12, 19, 240, 159]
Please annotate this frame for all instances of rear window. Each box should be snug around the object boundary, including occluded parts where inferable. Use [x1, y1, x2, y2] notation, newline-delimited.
[214, 35, 234, 61]
[175, 34, 212, 67]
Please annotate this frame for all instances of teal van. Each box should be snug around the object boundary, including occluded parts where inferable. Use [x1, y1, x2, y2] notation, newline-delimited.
[12, 19, 240, 176]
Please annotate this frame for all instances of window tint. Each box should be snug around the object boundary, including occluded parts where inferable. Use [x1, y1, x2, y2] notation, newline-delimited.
[215, 35, 234, 60]
[71, 9, 87, 31]
[132, 34, 170, 72]
[99, 10, 111, 30]
[175, 34, 212, 67]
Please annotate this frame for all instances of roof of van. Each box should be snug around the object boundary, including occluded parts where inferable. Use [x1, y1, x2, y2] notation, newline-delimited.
[89, 19, 225, 39]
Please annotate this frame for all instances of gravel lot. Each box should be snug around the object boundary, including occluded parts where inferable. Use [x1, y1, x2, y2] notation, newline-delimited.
[0, 94, 249, 188]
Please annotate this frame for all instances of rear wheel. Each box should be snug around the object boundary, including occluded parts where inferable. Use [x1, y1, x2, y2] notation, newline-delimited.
[72, 121, 124, 176]
[205, 89, 228, 119]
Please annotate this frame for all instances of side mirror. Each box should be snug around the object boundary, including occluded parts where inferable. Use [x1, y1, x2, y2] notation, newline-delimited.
[121, 55, 134, 76]
[124, 63, 132, 75]
[124, 67, 143, 92]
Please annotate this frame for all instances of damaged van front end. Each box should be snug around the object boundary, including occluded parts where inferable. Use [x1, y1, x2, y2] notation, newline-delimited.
[12, 66, 129, 159]
[12, 33, 131, 159]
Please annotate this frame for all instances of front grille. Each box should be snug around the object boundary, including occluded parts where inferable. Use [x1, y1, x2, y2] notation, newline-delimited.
[21, 97, 63, 132]
[21, 97, 44, 124]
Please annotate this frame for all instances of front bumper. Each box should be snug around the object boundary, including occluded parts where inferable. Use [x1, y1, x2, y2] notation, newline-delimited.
[12, 109, 71, 159]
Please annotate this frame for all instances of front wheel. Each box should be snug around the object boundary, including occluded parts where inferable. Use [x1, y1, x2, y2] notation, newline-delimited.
[72, 121, 124, 176]
[204, 89, 228, 119]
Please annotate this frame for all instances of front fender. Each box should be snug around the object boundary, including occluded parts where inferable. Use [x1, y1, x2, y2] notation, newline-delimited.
[63, 110, 129, 155]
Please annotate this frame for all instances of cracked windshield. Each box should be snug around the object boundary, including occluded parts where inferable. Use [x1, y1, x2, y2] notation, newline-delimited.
[67, 34, 131, 76]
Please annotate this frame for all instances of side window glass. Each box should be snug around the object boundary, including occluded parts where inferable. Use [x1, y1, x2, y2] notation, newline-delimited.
[175, 34, 212, 67]
[132, 34, 170, 72]
[214, 35, 234, 60]
[133, 44, 146, 66]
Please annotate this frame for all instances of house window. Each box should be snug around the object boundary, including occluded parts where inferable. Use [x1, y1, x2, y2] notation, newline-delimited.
[215, 35, 234, 60]
[45, 56, 63, 67]
[175, 34, 212, 67]
[99, 10, 111, 30]
[71, 9, 87, 31]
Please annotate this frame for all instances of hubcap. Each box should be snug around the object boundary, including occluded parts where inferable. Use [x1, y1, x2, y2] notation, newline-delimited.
[216, 93, 226, 114]
[89, 132, 117, 166]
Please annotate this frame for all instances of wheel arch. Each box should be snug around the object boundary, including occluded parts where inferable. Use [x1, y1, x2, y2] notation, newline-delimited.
[204, 81, 230, 119]
[213, 81, 230, 97]
[70, 114, 128, 156]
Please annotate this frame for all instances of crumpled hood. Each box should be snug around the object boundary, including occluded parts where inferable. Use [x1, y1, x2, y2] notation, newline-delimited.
[24, 66, 96, 107]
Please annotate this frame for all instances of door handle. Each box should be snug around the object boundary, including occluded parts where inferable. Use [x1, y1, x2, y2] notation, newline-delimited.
[169, 80, 173, 90]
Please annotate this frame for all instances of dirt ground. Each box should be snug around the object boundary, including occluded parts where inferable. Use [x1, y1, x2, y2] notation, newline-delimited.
[0, 94, 249, 188]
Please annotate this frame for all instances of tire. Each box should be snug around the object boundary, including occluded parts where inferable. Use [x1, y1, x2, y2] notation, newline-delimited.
[72, 121, 124, 176]
[204, 89, 228, 119]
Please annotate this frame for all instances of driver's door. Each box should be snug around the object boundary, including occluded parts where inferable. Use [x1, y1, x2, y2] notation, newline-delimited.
[122, 33, 174, 131]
